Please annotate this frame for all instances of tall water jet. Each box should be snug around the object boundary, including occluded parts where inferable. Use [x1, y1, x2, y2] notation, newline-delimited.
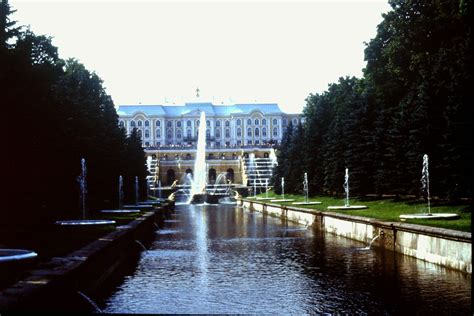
[421, 154, 431, 214]
[135, 176, 139, 205]
[292, 172, 322, 205]
[328, 168, 367, 210]
[79, 158, 87, 220]
[265, 178, 269, 199]
[344, 168, 349, 207]
[118, 175, 124, 209]
[399, 154, 459, 220]
[190, 110, 207, 202]
[281, 177, 285, 199]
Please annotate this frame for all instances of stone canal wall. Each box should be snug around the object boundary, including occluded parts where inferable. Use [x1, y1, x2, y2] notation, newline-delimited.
[241, 199, 472, 274]
[0, 203, 174, 312]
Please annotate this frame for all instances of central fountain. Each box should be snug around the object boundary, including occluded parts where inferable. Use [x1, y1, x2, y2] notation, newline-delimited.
[270, 177, 295, 202]
[189, 111, 208, 204]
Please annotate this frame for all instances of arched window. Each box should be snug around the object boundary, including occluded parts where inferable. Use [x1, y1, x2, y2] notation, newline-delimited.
[187, 120, 191, 127]
[206, 129, 211, 138]
[187, 129, 192, 138]
[293, 118, 298, 125]
[216, 120, 221, 127]
[215, 128, 221, 138]
[156, 120, 161, 127]
[262, 127, 267, 137]
[138, 129, 143, 138]
[177, 121, 182, 127]
[208, 168, 217, 184]
[273, 118, 278, 125]
[166, 169, 175, 185]
[156, 129, 161, 138]
[119, 120, 124, 127]
[237, 128, 242, 137]
[247, 128, 252, 137]
[283, 118, 288, 126]
[236, 119, 241, 126]
[196, 120, 200, 126]
[247, 119, 252, 126]
[145, 130, 150, 138]
[145, 120, 150, 127]
[273, 127, 278, 137]
[130, 121, 136, 127]
[262, 118, 266, 125]
[255, 119, 259, 125]
[176, 129, 182, 139]
[225, 168, 234, 183]
[167, 129, 172, 139]
[167, 121, 172, 128]
[225, 128, 230, 138]
[255, 127, 259, 137]
[137, 120, 142, 127]
[206, 120, 210, 127]
[225, 120, 230, 127]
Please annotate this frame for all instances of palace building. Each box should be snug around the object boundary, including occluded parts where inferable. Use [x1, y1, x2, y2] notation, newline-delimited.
[117, 100, 301, 192]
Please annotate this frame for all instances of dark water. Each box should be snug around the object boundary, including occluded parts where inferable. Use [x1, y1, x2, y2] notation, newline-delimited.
[102, 204, 471, 314]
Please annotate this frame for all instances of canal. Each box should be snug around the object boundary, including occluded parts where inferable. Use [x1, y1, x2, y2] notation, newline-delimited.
[102, 204, 471, 314]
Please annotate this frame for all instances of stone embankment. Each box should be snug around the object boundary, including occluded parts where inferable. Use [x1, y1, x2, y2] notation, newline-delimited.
[0, 201, 174, 312]
[241, 199, 471, 274]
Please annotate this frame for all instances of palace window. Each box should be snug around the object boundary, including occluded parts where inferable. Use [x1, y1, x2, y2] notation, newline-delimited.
[273, 127, 278, 137]
[177, 121, 182, 127]
[237, 140, 242, 146]
[255, 119, 259, 125]
[237, 128, 242, 137]
[206, 120, 210, 127]
[293, 118, 298, 125]
[130, 121, 136, 127]
[255, 127, 259, 137]
[247, 140, 252, 145]
[283, 118, 288, 126]
[156, 120, 161, 127]
[262, 127, 267, 137]
[187, 120, 191, 127]
[176, 130, 182, 139]
[215, 128, 221, 138]
[156, 129, 161, 138]
[236, 119, 241, 126]
[247, 119, 252, 126]
[138, 129, 143, 138]
[137, 120, 142, 127]
[206, 129, 211, 138]
[167, 121, 172, 128]
[216, 120, 221, 127]
[119, 120, 124, 127]
[225, 128, 230, 138]
[247, 128, 252, 137]
[167, 129, 172, 139]
[144, 120, 150, 127]
[187, 129, 192, 138]
[196, 120, 200, 126]
[262, 119, 266, 125]
[225, 120, 230, 127]
[145, 130, 150, 138]
[273, 118, 278, 125]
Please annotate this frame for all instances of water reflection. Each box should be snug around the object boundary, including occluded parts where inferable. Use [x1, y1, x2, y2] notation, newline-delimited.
[103, 204, 471, 314]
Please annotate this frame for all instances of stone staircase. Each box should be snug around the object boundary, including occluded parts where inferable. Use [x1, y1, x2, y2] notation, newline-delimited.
[242, 156, 276, 192]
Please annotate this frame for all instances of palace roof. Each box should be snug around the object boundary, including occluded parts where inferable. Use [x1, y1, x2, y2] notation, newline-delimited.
[117, 102, 285, 117]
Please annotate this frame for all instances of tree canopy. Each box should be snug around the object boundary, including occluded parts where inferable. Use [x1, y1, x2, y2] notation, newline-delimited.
[2, 0, 147, 224]
[273, 0, 472, 200]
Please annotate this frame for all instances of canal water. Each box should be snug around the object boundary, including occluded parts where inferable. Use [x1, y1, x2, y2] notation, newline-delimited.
[102, 204, 471, 314]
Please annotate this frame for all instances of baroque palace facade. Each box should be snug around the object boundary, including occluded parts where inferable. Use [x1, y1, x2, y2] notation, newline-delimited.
[117, 101, 301, 189]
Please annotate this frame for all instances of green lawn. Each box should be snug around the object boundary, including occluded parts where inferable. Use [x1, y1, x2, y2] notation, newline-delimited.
[250, 192, 472, 232]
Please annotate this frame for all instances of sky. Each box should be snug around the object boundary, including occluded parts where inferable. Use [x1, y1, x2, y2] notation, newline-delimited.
[11, 0, 391, 113]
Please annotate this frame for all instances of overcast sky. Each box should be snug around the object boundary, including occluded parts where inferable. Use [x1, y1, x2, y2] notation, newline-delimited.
[11, 0, 391, 113]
